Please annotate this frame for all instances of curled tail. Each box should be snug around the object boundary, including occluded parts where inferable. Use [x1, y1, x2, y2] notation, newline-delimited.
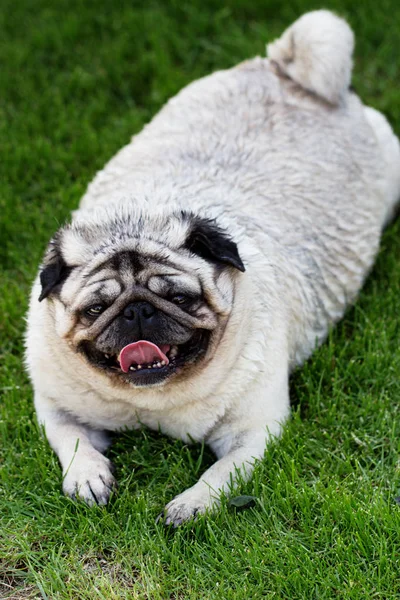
[267, 10, 354, 105]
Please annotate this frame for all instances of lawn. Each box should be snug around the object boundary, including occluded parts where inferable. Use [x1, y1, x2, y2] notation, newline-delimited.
[1, 0, 400, 598]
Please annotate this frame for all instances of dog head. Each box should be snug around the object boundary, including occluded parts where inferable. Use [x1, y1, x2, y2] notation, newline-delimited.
[38, 206, 245, 388]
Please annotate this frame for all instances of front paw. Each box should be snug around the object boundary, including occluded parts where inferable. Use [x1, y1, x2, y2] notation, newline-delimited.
[62, 452, 117, 506]
[161, 485, 218, 527]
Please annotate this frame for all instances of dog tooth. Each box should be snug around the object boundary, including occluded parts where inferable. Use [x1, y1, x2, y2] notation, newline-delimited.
[137, 364, 142, 369]
[104, 353, 110, 359]
[161, 360, 166, 366]
[129, 366, 136, 371]
[156, 362, 161, 368]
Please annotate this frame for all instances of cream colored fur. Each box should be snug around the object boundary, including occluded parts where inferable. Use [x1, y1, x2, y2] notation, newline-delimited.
[26, 10, 400, 525]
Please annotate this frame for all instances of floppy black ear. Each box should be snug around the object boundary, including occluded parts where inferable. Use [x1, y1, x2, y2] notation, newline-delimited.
[38, 236, 72, 302]
[185, 216, 245, 272]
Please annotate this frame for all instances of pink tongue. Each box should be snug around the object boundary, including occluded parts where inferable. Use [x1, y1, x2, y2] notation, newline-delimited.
[118, 341, 170, 373]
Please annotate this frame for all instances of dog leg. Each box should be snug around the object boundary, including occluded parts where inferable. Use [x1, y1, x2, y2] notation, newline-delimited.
[35, 396, 116, 505]
[162, 363, 290, 526]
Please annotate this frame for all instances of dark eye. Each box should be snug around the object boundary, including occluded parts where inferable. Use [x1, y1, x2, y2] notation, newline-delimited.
[170, 294, 190, 306]
[85, 304, 106, 317]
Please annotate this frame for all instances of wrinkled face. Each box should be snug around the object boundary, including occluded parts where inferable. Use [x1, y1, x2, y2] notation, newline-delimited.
[39, 211, 245, 388]
[60, 249, 225, 387]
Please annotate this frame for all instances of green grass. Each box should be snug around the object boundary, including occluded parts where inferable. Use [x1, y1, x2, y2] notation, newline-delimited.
[1, 0, 400, 597]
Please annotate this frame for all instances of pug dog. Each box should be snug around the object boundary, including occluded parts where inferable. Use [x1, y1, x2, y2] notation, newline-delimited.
[25, 10, 400, 526]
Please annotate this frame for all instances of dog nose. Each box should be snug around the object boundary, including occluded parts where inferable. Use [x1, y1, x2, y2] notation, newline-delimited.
[123, 302, 156, 321]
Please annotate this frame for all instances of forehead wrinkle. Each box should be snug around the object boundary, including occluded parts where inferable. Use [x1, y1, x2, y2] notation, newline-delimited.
[82, 252, 175, 288]
[71, 279, 123, 311]
[147, 277, 169, 295]
[118, 261, 138, 287]
[84, 277, 121, 290]
[81, 240, 213, 281]
[146, 272, 197, 295]
[99, 279, 123, 297]
[163, 274, 202, 294]
[78, 238, 175, 279]
[85, 276, 115, 287]
[131, 262, 181, 287]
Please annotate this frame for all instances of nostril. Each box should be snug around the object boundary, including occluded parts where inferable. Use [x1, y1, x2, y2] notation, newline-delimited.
[123, 305, 136, 320]
[122, 302, 156, 321]
[141, 304, 155, 319]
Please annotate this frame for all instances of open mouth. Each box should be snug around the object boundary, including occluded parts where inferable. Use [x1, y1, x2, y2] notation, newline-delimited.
[118, 340, 171, 372]
[80, 330, 209, 386]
